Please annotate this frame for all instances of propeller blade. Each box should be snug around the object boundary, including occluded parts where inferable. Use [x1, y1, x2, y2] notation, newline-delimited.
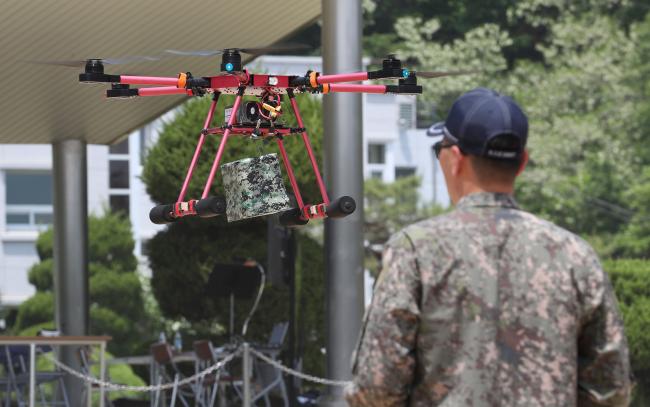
[164, 43, 310, 57]
[238, 43, 311, 55]
[415, 70, 478, 79]
[22, 59, 88, 68]
[103, 55, 160, 65]
[164, 49, 223, 57]
[23, 55, 161, 68]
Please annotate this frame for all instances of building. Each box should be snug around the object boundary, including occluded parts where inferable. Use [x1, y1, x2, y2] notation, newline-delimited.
[0, 55, 448, 311]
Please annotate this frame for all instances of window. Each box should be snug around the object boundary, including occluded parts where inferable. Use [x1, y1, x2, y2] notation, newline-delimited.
[416, 99, 439, 129]
[5, 171, 53, 230]
[109, 139, 129, 155]
[368, 144, 386, 164]
[370, 171, 383, 180]
[6, 172, 52, 204]
[398, 103, 414, 129]
[109, 160, 129, 189]
[395, 167, 416, 179]
[110, 195, 130, 216]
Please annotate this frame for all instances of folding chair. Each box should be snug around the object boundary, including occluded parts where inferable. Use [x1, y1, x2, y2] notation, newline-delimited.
[253, 322, 289, 407]
[78, 346, 113, 407]
[232, 322, 290, 407]
[1, 345, 70, 407]
[193, 340, 230, 407]
[150, 343, 191, 407]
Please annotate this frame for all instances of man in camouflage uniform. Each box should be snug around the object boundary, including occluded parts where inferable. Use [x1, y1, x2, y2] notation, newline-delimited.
[346, 88, 632, 406]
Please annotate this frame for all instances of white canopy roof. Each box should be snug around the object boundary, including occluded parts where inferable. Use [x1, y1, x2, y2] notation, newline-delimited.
[0, 0, 319, 144]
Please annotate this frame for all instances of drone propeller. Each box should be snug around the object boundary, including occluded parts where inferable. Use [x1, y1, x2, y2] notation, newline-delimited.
[23, 55, 161, 68]
[165, 43, 311, 57]
[414, 69, 478, 79]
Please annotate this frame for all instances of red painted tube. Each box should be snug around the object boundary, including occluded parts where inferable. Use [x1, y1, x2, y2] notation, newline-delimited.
[121, 76, 179, 86]
[289, 95, 330, 205]
[276, 138, 305, 210]
[177, 94, 220, 203]
[138, 87, 191, 97]
[202, 91, 244, 198]
[317, 72, 368, 84]
[328, 84, 386, 94]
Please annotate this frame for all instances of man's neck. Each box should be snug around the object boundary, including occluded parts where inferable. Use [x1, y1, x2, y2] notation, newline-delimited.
[454, 182, 514, 204]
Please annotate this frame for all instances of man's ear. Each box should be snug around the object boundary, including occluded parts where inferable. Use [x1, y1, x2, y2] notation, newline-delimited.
[450, 145, 464, 176]
[516, 150, 529, 176]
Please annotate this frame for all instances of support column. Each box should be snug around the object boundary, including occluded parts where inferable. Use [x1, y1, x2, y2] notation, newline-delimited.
[52, 139, 89, 407]
[321, 0, 364, 405]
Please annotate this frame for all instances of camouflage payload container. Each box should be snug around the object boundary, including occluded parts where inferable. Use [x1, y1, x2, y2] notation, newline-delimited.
[220, 154, 292, 222]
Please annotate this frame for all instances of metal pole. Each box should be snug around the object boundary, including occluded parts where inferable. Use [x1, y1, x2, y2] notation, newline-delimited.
[286, 230, 297, 407]
[243, 343, 251, 407]
[99, 342, 106, 407]
[321, 0, 364, 406]
[52, 139, 89, 407]
[29, 343, 36, 407]
[230, 294, 235, 339]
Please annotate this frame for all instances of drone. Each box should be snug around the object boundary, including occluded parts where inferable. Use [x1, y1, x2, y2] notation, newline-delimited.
[74, 46, 468, 226]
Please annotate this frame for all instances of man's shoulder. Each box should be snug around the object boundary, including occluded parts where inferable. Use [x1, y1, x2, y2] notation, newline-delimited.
[400, 206, 595, 253]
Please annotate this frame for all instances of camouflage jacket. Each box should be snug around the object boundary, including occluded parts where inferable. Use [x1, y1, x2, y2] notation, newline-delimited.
[346, 192, 632, 407]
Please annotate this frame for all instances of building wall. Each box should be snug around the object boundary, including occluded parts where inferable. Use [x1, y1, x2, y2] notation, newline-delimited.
[0, 144, 109, 306]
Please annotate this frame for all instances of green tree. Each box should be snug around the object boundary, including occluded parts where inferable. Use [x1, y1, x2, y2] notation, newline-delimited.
[14, 212, 150, 356]
[364, 176, 445, 275]
[605, 259, 650, 405]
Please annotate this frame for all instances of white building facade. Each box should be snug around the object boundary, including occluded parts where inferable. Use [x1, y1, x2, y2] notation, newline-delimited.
[0, 56, 448, 309]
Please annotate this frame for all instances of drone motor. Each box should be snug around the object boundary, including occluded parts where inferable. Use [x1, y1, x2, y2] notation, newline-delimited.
[221, 49, 242, 72]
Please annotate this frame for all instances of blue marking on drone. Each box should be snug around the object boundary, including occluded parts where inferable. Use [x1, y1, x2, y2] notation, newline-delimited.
[225, 63, 234, 71]
[402, 69, 409, 78]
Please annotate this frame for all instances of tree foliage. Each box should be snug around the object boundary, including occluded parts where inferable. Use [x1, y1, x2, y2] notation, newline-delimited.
[605, 259, 650, 404]
[364, 176, 445, 275]
[388, 1, 650, 258]
[14, 212, 149, 355]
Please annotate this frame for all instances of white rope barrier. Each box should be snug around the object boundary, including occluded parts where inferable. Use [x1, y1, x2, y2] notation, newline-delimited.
[249, 348, 353, 388]
[41, 347, 241, 392]
[40, 342, 353, 396]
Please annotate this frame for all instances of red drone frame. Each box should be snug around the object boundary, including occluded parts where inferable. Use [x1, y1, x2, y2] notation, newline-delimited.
[78, 49, 447, 226]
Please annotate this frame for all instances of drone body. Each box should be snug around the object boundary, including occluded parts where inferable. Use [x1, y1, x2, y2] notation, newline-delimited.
[78, 50, 444, 226]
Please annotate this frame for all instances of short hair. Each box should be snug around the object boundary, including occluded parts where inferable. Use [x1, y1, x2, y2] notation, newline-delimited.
[468, 134, 523, 184]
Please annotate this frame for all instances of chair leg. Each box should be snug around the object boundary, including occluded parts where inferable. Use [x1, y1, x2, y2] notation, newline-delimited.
[208, 372, 220, 407]
[279, 378, 289, 407]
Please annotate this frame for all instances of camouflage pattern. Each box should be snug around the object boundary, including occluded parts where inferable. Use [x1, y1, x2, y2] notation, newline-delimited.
[220, 153, 291, 222]
[346, 192, 632, 407]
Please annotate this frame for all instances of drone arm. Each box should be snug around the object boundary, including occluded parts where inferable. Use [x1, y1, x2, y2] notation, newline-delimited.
[327, 83, 422, 95]
[327, 84, 388, 94]
[138, 87, 193, 97]
[315, 72, 368, 84]
[120, 75, 180, 86]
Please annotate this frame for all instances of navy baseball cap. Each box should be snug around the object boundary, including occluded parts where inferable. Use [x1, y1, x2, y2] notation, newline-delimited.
[427, 88, 528, 160]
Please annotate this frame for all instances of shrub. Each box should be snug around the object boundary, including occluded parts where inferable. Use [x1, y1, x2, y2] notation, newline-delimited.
[604, 259, 650, 403]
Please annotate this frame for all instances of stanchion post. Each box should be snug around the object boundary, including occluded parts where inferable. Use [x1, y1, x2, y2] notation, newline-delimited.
[99, 342, 106, 407]
[29, 343, 36, 407]
[243, 343, 251, 406]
